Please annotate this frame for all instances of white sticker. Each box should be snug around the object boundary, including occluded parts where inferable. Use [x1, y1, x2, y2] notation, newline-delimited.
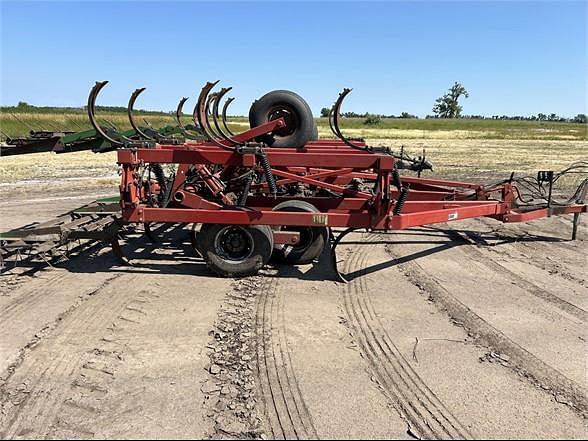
[448, 212, 459, 221]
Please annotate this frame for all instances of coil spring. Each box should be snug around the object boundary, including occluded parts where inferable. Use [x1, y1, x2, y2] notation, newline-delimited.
[393, 184, 410, 215]
[149, 163, 168, 207]
[238, 175, 253, 206]
[258, 151, 277, 195]
[393, 167, 402, 190]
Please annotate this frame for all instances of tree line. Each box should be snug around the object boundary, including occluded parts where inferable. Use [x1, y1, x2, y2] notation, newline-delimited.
[319, 109, 418, 119]
[1, 101, 170, 116]
[320, 82, 586, 124]
[426, 113, 587, 123]
[6, 93, 588, 124]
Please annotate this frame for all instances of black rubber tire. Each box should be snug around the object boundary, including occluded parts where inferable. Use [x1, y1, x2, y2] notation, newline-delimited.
[272, 200, 328, 265]
[249, 90, 318, 148]
[196, 223, 274, 277]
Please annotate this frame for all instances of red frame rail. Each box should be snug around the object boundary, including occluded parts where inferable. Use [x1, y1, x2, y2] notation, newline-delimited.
[116, 136, 587, 231]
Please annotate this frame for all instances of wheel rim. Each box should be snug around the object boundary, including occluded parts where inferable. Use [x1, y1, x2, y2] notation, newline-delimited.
[214, 226, 254, 262]
[282, 226, 315, 253]
[268, 104, 298, 137]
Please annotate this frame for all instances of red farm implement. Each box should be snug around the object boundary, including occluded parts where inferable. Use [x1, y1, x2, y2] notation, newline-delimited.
[1, 81, 586, 279]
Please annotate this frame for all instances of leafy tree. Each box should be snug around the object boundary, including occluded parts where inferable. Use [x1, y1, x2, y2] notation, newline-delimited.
[320, 107, 330, 118]
[573, 114, 587, 123]
[432, 82, 469, 118]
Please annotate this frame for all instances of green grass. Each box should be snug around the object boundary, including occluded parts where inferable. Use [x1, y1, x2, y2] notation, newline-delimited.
[1, 112, 586, 141]
[0, 112, 179, 138]
[314, 117, 588, 140]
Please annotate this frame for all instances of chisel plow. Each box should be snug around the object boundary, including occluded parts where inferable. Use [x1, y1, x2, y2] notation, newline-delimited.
[1, 81, 586, 280]
[0, 82, 208, 156]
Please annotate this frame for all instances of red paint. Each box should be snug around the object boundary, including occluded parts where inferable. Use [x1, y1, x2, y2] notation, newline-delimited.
[116, 138, 586, 231]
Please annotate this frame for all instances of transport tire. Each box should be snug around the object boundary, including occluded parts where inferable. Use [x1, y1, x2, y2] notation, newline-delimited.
[249, 90, 318, 148]
[196, 223, 274, 277]
[272, 200, 328, 265]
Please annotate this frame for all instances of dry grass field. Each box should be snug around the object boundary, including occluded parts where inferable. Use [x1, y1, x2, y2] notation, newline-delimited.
[1, 111, 586, 140]
[0, 135, 585, 197]
[1, 109, 586, 197]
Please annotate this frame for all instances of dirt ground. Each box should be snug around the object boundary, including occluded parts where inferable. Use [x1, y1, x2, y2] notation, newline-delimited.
[0, 185, 586, 440]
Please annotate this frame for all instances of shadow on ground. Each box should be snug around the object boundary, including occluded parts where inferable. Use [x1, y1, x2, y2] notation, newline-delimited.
[3, 222, 572, 283]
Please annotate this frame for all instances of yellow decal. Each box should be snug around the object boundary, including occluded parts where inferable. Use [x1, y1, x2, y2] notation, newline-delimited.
[312, 214, 328, 225]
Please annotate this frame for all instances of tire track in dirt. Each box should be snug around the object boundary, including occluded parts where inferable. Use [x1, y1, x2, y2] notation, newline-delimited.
[340, 234, 472, 440]
[48, 289, 160, 439]
[512, 217, 583, 247]
[473, 216, 583, 253]
[0, 274, 151, 439]
[255, 275, 318, 440]
[384, 242, 588, 417]
[0, 272, 71, 320]
[0, 272, 122, 401]
[469, 234, 587, 288]
[439, 228, 587, 323]
[463, 218, 587, 288]
[530, 215, 587, 238]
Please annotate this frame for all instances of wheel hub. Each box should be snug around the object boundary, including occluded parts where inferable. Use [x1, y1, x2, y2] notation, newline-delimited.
[216, 226, 253, 261]
[268, 105, 298, 137]
[283, 226, 314, 252]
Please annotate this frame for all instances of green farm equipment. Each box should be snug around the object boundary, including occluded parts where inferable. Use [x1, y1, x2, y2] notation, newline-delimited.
[0, 83, 208, 156]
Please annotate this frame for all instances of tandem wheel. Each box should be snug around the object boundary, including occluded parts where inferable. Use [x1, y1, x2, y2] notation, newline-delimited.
[195, 224, 274, 277]
[272, 200, 329, 265]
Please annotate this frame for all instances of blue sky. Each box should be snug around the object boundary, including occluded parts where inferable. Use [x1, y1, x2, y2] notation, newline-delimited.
[1, 1, 586, 117]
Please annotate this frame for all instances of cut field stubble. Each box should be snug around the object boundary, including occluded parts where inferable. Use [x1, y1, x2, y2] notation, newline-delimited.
[1, 139, 585, 198]
[0, 111, 586, 197]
